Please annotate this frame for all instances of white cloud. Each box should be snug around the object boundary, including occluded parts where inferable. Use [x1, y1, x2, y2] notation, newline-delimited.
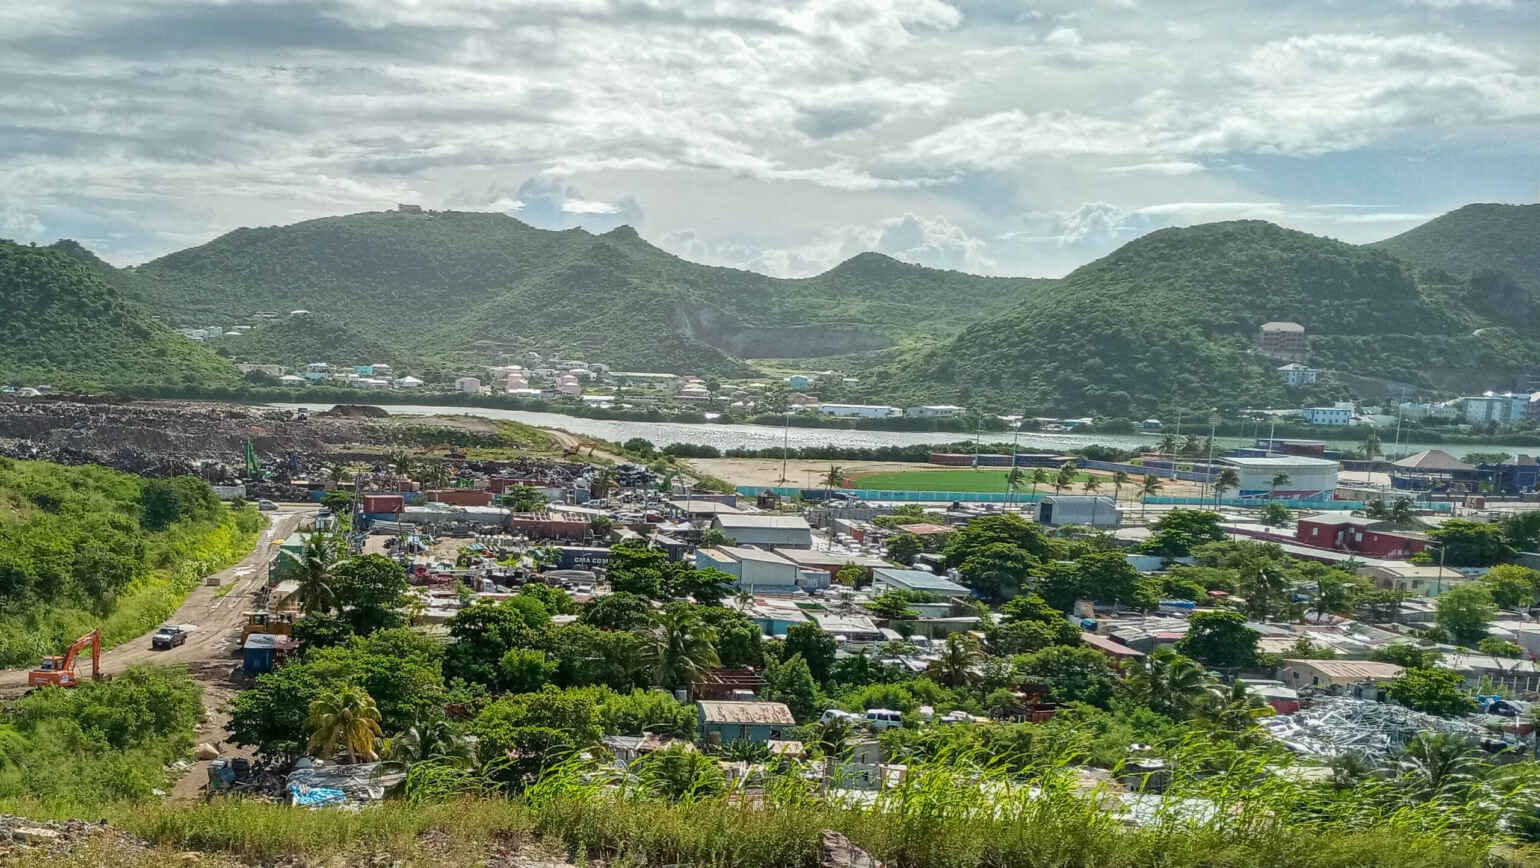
[1101, 160, 1207, 176]
[463, 176, 643, 232]
[0, 204, 44, 240]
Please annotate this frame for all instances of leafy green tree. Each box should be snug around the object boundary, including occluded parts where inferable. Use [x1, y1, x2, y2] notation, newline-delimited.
[1478, 637, 1525, 659]
[697, 527, 735, 548]
[958, 542, 1036, 602]
[518, 583, 576, 615]
[443, 598, 551, 688]
[1196, 540, 1289, 620]
[762, 653, 818, 721]
[606, 539, 673, 598]
[642, 607, 720, 690]
[545, 624, 644, 690]
[1175, 611, 1258, 669]
[673, 566, 735, 606]
[1381, 668, 1477, 717]
[227, 661, 336, 763]
[1500, 511, 1540, 554]
[885, 533, 924, 566]
[471, 689, 602, 787]
[865, 590, 921, 620]
[941, 513, 1056, 569]
[834, 563, 867, 587]
[1434, 584, 1497, 645]
[500, 648, 557, 694]
[1370, 643, 1442, 669]
[1259, 502, 1292, 527]
[1077, 550, 1159, 610]
[693, 605, 764, 668]
[1355, 588, 1408, 623]
[1141, 510, 1225, 558]
[1481, 564, 1538, 609]
[1429, 519, 1514, 567]
[589, 687, 697, 738]
[782, 622, 837, 685]
[1014, 644, 1117, 707]
[305, 685, 384, 763]
[579, 591, 652, 631]
[330, 554, 409, 635]
[321, 489, 356, 515]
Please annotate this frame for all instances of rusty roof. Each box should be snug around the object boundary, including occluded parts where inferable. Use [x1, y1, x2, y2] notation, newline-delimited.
[697, 700, 796, 725]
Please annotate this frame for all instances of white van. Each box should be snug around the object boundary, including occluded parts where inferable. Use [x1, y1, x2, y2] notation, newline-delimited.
[820, 709, 862, 726]
[864, 708, 904, 730]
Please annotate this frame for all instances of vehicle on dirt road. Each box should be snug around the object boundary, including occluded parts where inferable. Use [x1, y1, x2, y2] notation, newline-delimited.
[257, 499, 278, 511]
[152, 625, 188, 649]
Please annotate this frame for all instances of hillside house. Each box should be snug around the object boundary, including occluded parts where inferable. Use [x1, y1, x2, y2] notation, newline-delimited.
[1277, 363, 1318, 385]
[698, 701, 795, 745]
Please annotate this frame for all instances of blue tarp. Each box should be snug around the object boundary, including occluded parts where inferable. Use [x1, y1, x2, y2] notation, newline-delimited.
[288, 783, 347, 807]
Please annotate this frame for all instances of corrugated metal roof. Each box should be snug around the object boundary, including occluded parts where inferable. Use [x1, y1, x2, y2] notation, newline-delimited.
[872, 568, 969, 595]
[698, 700, 796, 725]
[714, 515, 812, 529]
[1393, 449, 1475, 472]
[1281, 659, 1403, 680]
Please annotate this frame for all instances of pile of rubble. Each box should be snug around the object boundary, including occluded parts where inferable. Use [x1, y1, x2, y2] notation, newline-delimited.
[0, 814, 148, 860]
[1261, 696, 1513, 759]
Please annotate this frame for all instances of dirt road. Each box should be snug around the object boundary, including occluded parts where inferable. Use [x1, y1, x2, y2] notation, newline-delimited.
[0, 506, 312, 691]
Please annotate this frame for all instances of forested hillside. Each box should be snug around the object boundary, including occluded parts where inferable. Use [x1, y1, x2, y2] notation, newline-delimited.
[0, 459, 265, 666]
[0, 241, 238, 389]
[876, 220, 1540, 414]
[1372, 203, 1540, 292]
[125, 210, 1046, 374]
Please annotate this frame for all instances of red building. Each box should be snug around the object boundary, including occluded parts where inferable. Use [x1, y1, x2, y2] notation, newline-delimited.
[1295, 515, 1427, 559]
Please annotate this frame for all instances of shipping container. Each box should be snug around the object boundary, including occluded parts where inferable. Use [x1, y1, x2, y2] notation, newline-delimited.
[362, 494, 404, 514]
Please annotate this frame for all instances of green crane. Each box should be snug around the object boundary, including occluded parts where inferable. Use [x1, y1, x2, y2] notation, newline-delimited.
[244, 439, 266, 481]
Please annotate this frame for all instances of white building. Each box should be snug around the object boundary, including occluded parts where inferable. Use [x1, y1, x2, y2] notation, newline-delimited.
[1460, 392, 1528, 425]
[710, 514, 813, 549]
[818, 403, 901, 418]
[1276, 363, 1318, 386]
[1396, 401, 1460, 422]
[905, 405, 964, 419]
[695, 546, 802, 594]
[1301, 406, 1350, 425]
[1216, 455, 1341, 501]
[392, 376, 423, 389]
[455, 376, 483, 393]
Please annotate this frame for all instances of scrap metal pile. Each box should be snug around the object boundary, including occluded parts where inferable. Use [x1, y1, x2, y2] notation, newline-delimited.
[1261, 697, 1516, 758]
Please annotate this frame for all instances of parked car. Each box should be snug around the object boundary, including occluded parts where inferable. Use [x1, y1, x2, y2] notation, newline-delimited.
[152, 626, 187, 649]
[257, 499, 278, 511]
[864, 708, 904, 730]
[819, 709, 862, 726]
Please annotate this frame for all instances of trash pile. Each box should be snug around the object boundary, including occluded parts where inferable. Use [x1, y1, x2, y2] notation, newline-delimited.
[1261, 697, 1516, 759]
[286, 759, 406, 808]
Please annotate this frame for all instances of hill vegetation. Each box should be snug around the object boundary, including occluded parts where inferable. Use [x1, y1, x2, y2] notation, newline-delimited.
[123, 210, 1047, 375]
[876, 220, 1540, 415]
[0, 458, 265, 666]
[214, 315, 396, 370]
[0, 241, 237, 389]
[1372, 203, 1540, 292]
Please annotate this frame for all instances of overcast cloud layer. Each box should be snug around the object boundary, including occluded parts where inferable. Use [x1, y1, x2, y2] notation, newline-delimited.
[3, 0, 1537, 276]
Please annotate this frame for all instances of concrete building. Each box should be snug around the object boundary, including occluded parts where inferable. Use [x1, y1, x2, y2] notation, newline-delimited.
[1295, 515, 1427, 559]
[237, 363, 284, 377]
[610, 371, 680, 389]
[455, 376, 482, 393]
[818, 403, 901, 418]
[1460, 392, 1528, 425]
[871, 568, 971, 597]
[1035, 495, 1120, 528]
[1259, 321, 1307, 361]
[696, 546, 803, 594]
[1301, 406, 1350, 425]
[698, 701, 795, 745]
[392, 376, 423, 389]
[1357, 563, 1479, 597]
[905, 405, 964, 419]
[710, 514, 813, 549]
[1216, 455, 1341, 501]
[1276, 363, 1318, 386]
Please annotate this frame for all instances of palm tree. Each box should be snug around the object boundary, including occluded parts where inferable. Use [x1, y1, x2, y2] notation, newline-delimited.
[1269, 471, 1290, 502]
[642, 608, 720, 691]
[809, 717, 853, 760]
[1053, 461, 1077, 495]
[925, 633, 985, 687]
[1362, 428, 1383, 483]
[1081, 476, 1102, 495]
[1212, 468, 1240, 506]
[1030, 468, 1048, 498]
[1111, 470, 1130, 503]
[423, 460, 451, 490]
[1139, 473, 1163, 518]
[590, 467, 618, 499]
[822, 465, 848, 502]
[293, 532, 339, 614]
[1200, 680, 1268, 731]
[382, 715, 473, 769]
[1365, 497, 1391, 520]
[305, 686, 384, 763]
[1395, 733, 1482, 801]
[1389, 496, 1418, 528]
[1181, 434, 1200, 457]
[389, 449, 414, 479]
[327, 463, 348, 487]
[1125, 648, 1211, 719]
[1158, 434, 1178, 457]
[1005, 467, 1025, 502]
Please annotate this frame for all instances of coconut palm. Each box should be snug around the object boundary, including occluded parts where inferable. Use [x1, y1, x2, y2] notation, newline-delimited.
[293, 532, 339, 614]
[925, 633, 985, 687]
[1395, 733, 1482, 802]
[1269, 471, 1290, 502]
[422, 460, 451, 490]
[642, 607, 720, 690]
[590, 467, 618, 499]
[822, 465, 848, 502]
[1053, 461, 1077, 495]
[1200, 680, 1268, 731]
[1030, 468, 1048, 498]
[809, 717, 853, 760]
[1006, 467, 1025, 502]
[1158, 434, 1178, 457]
[1212, 468, 1240, 505]
[382, 715, 474, 769]
[305, 685, 384, 763]
[1139, 473, 1163, 518]
[1389, 496, 1419, 528]
[1081, 476, 1102, 495]
[1125, 648, 1211, 719]
[1111, 470, 1130, 503]
[389, 449, 414, 478]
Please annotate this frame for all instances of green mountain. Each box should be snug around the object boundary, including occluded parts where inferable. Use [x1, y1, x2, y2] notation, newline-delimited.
[126, 210, 1048, 375]
[214, 316, 396, 371]
[1372, 203, 1540, 292]
[0, 240, 237, 389]
[877, 220, 1540, 415]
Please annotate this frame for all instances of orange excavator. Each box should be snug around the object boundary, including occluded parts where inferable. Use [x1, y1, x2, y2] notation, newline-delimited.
[424, 443, 467, 459]
[29, 629, 103, 687]
[562, 441, 598, 458]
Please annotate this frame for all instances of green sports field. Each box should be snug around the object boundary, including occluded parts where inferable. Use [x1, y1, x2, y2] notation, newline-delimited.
[850, 468, 1091, 493]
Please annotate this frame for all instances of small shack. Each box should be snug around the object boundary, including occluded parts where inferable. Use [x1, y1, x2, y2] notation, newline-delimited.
[698, 700, 795, 746]
[243, 633, 299, 677]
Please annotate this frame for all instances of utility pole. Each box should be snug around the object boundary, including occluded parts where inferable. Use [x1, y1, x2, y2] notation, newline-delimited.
[1204, 411, 1219, 508]
[779, 409, 790, 486]
[1006, 418, 1021, 510]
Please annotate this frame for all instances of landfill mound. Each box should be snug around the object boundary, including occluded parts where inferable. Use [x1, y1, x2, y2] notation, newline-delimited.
[1261, 697, 1513, 758]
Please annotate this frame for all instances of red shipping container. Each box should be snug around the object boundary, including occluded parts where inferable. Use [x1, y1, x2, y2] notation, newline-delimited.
[362, 494, 404, 514]
[426, 489, 493, 507]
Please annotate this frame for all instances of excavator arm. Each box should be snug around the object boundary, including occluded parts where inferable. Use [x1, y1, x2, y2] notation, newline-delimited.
[61, 629, 102, 680]
[29, 629, 101, 687]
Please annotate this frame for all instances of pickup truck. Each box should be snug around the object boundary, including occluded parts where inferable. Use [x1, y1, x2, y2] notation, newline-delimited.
[151, 626, 187, 650]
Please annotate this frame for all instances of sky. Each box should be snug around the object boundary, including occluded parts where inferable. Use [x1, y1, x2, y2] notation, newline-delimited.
[2, 0, 1537, 278]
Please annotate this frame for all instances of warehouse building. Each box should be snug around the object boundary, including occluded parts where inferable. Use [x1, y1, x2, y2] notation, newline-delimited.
[710, 514, 813, 549]
[1216, 455, 1340, 501]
